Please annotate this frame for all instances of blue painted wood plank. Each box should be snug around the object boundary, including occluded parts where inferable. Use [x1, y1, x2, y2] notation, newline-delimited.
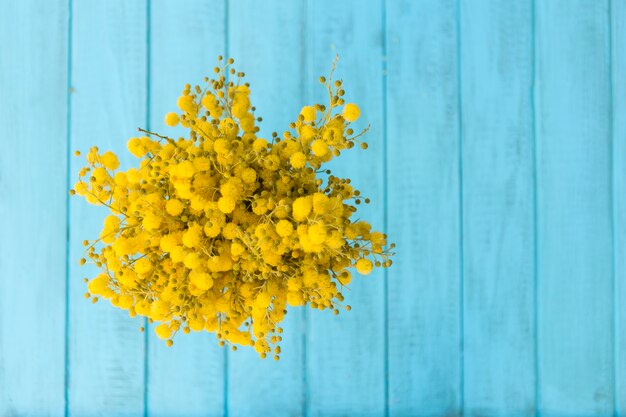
[306, 1, 386, 416]
[535, 1, 614, 415]
[459, 1, 536, 415]
[68, 1, 147, 415]
[0, 0, 68, 415]
[226, 1, 305, 416]
[611, 0, 626, 414]
[386, 1, 462, 415]
[146, 1, 226, 415]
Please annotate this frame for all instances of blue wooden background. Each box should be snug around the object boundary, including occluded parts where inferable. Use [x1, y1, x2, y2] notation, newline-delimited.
[1, 0, 625, 416]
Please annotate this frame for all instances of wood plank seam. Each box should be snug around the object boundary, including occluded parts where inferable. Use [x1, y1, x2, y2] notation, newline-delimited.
[455, 0, 466, 412]
[64, 0, 74, 415]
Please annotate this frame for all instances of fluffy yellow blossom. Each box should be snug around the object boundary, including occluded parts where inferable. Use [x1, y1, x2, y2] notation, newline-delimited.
[166, 199, 184, 216]
[218, 196, 236, 214]
[71, 56, 394, 359]
[289, 152, 307, 169]
[311, 140, 328, 157]
[342, 103, 361, 122]
[292, 196, 312, 221]
[300, 106, 316, 122]
[355, 258, 373, 275]
[100, 151, 119, 170]
[155, 323, 172, 340]
[275, 219, 294, 237]
[164, 112, 179, 127]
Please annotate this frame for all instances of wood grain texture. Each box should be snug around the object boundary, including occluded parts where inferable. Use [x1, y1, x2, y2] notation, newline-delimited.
[146, 1, 225, 415]
[459, 0, 536, 415]
[0, 0, 68, 415]
[2, 1, 626, 415]
[68, 1, 147, 415]
[386, 1, 462, 415]
[535, 1, 614, 415]
[612, 0, 625, 414]
[226, 1, 305, 416]
[306, 1, 386, 415]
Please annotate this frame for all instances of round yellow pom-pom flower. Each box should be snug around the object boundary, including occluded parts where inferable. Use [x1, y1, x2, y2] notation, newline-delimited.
[292, 196, 312, 221]
[276, 219, 294, 237]
[218, 196, 236, 214]
[342, 103, 360, 122]
[289, 151, 307, 169]
[300, 105, 316, 122]
[100, 151, 119, 170]
[166, 199, 184, 216]
[71, 56, 394, 360]
[241, 168, 257, 184]
[355, 258, 373, 275]
[155, 323, 172, 340]
[311, 140, 329, 157]
[164, 112, 179, 127]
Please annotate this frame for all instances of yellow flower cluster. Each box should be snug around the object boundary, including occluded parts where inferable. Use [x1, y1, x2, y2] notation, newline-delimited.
[71, 57, 394, 359]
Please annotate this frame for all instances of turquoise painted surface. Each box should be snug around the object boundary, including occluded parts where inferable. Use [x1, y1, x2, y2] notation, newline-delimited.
[0, 0, 624, 416]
